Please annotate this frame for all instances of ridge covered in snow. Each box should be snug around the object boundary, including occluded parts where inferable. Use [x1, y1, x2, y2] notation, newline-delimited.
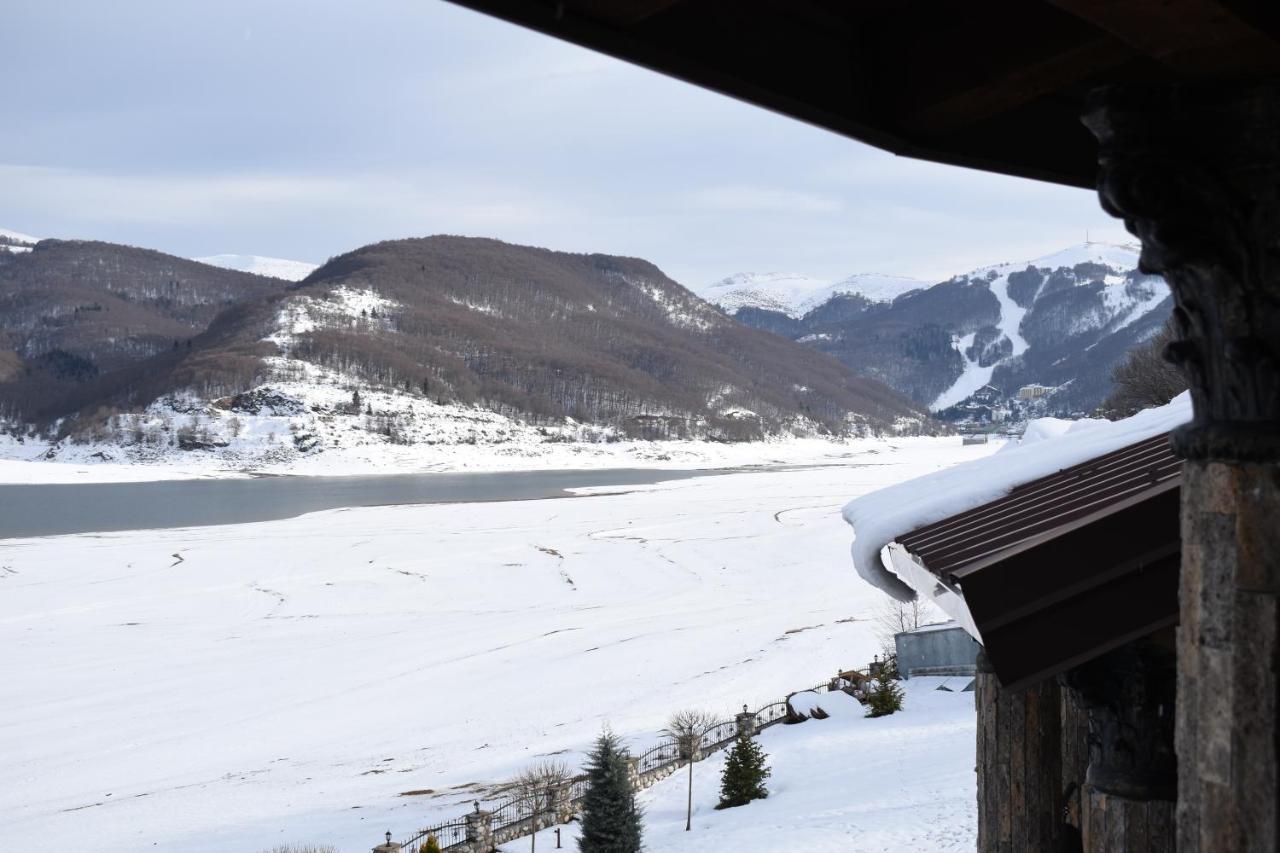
[699, 270, 924, 318]
[193, 253, 318, 281]
[0, 227, 40, 253]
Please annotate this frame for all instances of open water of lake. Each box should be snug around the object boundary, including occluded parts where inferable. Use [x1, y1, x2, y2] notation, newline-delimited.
[0, 467, 715, 538]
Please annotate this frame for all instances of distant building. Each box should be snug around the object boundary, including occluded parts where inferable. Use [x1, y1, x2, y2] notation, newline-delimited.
[894, 621, 980, 679]
[1017, 383, 1053, 399]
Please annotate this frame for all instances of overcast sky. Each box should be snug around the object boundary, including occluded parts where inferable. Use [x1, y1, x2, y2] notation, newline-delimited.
[2, 0, 1132, 285]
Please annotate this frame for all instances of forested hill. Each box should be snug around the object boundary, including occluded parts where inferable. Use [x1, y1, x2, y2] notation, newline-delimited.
[275, 236, 927, 439]
[0, 234, 932, 444]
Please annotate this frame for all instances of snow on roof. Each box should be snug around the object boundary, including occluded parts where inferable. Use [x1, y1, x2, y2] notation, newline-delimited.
[842, 392, 1193, 600]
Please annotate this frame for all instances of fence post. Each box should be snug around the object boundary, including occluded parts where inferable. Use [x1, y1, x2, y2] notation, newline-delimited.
[553, 782, 575, 823]
[626, 756, 642, 791]
[735, 703, 757, 738]
[465, 801, 493, 853]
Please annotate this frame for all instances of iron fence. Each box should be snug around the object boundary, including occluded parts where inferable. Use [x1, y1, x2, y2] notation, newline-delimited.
[398, 818, 467, 852]
[754, 700, 789, 728]
[698, 719, 739, 753]
[490, 791, 537, 835]
[635, 739, 681, 775]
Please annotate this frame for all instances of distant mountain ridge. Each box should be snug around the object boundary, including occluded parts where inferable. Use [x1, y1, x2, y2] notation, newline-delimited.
[193, 253, 318, 282]
[699, 270, 925, 318]
[707, 242, 1171, 415]
[0, 234, 931, 457]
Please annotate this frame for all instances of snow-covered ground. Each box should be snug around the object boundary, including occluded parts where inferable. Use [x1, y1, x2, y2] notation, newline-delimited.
[0, 439, 993, 852]
[193, 253, 319, 281]
[505, 683, 976, 853]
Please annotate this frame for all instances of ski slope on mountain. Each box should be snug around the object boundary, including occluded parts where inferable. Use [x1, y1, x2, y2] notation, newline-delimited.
[0, 439, 993, 853]
[193, 253, 319, 281]
[928, 241, 1148, 411]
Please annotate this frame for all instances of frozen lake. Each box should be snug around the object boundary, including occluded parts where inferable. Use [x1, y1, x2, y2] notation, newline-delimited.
[0, 467, 714, 538]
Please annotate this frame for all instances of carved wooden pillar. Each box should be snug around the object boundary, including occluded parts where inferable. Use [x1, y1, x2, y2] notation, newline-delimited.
[1084, 80, 1280, 853]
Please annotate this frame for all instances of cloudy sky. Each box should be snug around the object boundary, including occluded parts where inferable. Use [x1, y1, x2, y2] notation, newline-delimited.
[3, 0, 1131, 285]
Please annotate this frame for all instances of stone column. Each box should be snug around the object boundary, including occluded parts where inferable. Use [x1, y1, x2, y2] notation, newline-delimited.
[552, 782, 575, 824]
[975, 650, 1071, 852]
[1084, 79, 1280, 852]
[735, 704, 757, 738]
[1065, 640, 1177, 852]
[625, 756, 641, 791]
[465, 802, 494, 853]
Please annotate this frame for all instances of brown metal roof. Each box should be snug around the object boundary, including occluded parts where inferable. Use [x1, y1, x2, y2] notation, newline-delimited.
[899, 432, 1180, 579]
[898, 432, 1181, 690]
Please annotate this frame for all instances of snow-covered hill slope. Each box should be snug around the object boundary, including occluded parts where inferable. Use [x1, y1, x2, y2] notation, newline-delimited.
[0, 227, 39, 253]
[193, 253, 318, 281]
[0, 444, 990, 852]
[509, 684, 976, 853]
[699, 270, 924, 318]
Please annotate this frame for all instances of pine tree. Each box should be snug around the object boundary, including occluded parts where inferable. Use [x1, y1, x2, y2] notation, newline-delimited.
[578, 731, 642, 853]
[716, 731, 770, 809]
[866, 673, 905, 718]
[419, 835, 442, 853]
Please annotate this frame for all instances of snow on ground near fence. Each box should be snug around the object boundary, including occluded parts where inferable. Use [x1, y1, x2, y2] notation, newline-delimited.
[0, 441, 993, 852]
[842, 393, 1192, 598]
[505, 681, 977, 853]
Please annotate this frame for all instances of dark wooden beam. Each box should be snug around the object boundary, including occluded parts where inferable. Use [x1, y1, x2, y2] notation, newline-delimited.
[568, 0, 687, 26]
[1047, 0, 1280, 75]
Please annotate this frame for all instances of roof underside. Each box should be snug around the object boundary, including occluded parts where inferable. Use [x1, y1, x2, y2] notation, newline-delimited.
[898, 433, 1182, 689]
[445, 0, 1280, 188]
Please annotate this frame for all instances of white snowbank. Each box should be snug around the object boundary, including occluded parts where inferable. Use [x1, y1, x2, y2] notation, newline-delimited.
[842, 393, 1192, 599]
[1001, 415, 1110, 452]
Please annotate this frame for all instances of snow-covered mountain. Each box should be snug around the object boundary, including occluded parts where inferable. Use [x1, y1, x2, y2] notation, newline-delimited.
[193, 253, 318, 281]
[700, 270, 924, 318]
[717, 242, 1172, 415]
[0, 228, 39, 253]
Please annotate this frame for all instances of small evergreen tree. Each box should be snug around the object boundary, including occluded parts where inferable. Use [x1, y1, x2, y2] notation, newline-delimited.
[866, 673, 905, 718]
[578, 731, 642, 853]
[419, 835, 442, 853]
[716, 731, 770, 809]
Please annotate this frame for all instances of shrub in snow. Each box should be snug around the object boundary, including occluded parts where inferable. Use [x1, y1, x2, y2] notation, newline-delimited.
[865, 673, 906, 718]
[418, 835, 442, 853]
[578, 731, 642, 853]
[716, 730, 771, 809]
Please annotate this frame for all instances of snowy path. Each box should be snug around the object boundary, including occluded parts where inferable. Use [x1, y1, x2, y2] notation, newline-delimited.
[0, 439, 993, 852]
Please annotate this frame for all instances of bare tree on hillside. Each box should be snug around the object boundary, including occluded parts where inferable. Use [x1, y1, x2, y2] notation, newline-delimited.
[873, 596, 936, 659]
[1102, 320, 1186, 417]
[662, 709, 719, 832]
[509, 759, 571, 853]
